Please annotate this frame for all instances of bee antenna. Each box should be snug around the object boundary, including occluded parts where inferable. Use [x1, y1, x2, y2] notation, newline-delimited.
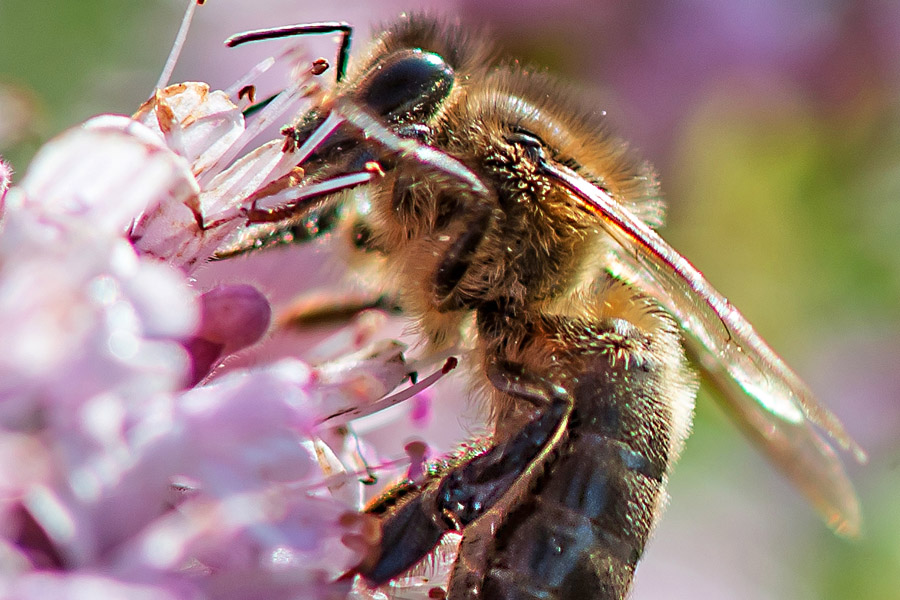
[225, 22, 353, 83]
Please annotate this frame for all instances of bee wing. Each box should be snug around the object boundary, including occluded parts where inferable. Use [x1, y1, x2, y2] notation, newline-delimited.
[543, 161, 864, 537]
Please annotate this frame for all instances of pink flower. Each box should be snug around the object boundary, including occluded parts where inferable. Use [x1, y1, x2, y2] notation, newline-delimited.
[0, 5, 462, 599]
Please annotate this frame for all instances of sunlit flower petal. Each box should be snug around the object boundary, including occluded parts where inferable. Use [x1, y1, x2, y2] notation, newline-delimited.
[0, 6, 435, 599]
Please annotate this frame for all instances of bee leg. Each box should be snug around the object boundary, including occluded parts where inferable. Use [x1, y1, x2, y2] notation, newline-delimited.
[432, 201, 495, 308]
[355, 374, 572, 586]
[213, 201, 344, 259]
[441, 358, 575, 598]
[277, 290, 401, 330]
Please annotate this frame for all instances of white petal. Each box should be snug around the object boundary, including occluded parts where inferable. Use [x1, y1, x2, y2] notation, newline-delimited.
[17, 118, 198, 235]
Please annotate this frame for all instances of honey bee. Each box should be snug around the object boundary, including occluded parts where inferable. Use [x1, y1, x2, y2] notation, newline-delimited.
[223, 15, 864, 599]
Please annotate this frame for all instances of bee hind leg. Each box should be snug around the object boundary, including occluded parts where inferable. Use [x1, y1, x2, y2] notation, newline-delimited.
[354, 368, 573, 588]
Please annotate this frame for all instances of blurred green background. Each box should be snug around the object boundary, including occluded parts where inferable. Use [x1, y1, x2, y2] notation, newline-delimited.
[2, 1, 899, 598]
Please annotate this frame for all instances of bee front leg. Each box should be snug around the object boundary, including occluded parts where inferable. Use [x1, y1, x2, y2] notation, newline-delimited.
[213, 201, 344, 259]
[432, 200, 496, 310]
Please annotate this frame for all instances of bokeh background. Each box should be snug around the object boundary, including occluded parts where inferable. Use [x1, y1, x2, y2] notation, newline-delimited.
[2, 1, 899, 598]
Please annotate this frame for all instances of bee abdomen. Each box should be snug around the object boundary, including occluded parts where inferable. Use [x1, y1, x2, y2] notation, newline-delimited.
[482, 432, 664, 599]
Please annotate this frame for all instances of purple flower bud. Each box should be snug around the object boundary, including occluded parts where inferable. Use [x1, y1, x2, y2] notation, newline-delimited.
[184, 284, 271, 385]
[198, 284, 271, 348]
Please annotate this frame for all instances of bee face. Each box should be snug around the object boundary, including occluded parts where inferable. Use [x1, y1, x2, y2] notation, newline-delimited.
[351, 63, 668, 351]
[292, 18, 494, 166]
[223, 13, 862, 599]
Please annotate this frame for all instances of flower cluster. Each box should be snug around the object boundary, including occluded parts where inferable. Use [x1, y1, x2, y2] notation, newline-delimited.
[0, 50, 443, 598]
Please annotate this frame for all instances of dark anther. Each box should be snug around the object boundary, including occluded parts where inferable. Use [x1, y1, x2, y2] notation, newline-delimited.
[280, 125, 299, 153]
[311, 58, 329, 75]
[237, 85, 256, 103]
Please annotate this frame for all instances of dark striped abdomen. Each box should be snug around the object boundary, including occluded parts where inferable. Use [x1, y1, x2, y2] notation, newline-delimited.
[469, 312, 684, 600]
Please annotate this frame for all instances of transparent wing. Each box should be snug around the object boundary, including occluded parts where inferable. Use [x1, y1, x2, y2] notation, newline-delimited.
[542, 160, 864, 537]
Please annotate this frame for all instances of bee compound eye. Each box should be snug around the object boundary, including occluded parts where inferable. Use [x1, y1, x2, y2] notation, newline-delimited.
[505, 128, 544, 150]
[356, 49, 455, 123]
[505, 129, 547, 162]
